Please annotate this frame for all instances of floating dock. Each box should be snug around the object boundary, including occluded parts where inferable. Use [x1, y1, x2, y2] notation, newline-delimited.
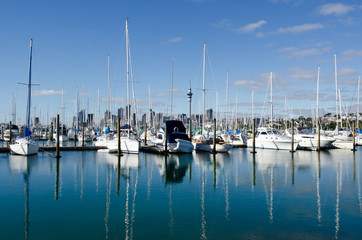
[0, 146, 107, 153]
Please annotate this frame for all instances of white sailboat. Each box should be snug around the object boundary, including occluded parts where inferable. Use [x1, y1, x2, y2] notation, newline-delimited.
[105, 19, 139, 154]
[284, 68, 335, 150]
[192, 43, 232, 153]
[247, 72, 298, 151]
[10, 38, 39, 156]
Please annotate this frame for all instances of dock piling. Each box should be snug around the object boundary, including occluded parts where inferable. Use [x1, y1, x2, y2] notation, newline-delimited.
[352, 122, 356, 151]
[82, 123, 85, 147]
[250, 118, 257, 154]
[213, 118, 216, 154]
[164, 123, 168, 154]
[9, 121, 12, 143]
[117, 117, 122, 156]
[55, 114, 61, 158]
[290, 119, 295, 153]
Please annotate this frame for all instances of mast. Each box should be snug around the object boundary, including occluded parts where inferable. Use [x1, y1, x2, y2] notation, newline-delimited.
[226, 71, 229, 131]
[82, 84, 85, 125]
[252, 90, 254, 121]
[26, 38, 33, 131]
[270, 72, 273, 128]
[202, 43, 206, 134]
[338, 89, 342, 128]
[126, 18, 130, 137]
[335, 54, 339, 130]
[316, 66, 320, 129]
[170, 58, 174, 118]
[358, 75, 360, 133]
[107, 55, 110, 126]
[97, 88, 100, 129]
[76, 88, 79, 130]
[61, 87, 64, 132]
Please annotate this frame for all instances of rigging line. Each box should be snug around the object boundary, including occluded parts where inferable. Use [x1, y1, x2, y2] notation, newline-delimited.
[206, 47, 217, 110]
[347, 77, 359, 112]
[260, 79, 270, 127]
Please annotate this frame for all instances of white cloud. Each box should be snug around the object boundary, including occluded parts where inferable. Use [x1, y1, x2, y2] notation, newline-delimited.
[341, 49, 362, 59]
[276, 23, 324, 33]
[33, 89, 62, 96]
[168, 37, 182, 43]
[288, 68, 316, 80]
[215, 19, 231, 29]
[339, 68, 357, 76]
[233, 80, 257, 86]
[317, 3, 354, 16]
[238, 20, 267, 33]
[279, 45, 330, 58]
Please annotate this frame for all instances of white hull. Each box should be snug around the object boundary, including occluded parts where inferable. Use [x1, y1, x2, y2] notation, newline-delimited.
[10, 138, 38, 156]
[104, 137, 140, 154]
[298, 138, 335, 150]
[168, 139, 194, 153]
[193, 142, 233, 153]
[332, 140, 354, 149]
[54, 134, 69, 142]
[247, 138, 298, 151]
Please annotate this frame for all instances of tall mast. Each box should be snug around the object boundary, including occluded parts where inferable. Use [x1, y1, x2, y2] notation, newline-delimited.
[252, 89, 254, 120]
[358, 75, 360, 132]
[316, 66, 320, 129]
[12, 93, 16, 125]
[338, 89, 342, 128]
[26, 38, 33, 130]
[226, 71, 229, 130]
[170, 58, 174, 118]
[202, 43, 206, 134]
[334, 54, 339, 129]
[97, 88, 100, 129]
[61, 87, 64, 126]
[107, 55, 110, 124]
[82, 84, 85, 125]
[76, 88, 79, 130]
[148, 84, 152, 126]
[270, 72, 273, 128]
[126, 18, 130, 137]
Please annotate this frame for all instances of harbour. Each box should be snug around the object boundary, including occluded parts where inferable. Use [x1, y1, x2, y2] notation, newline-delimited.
[2, 1, 362, 239]
[0, 148, 361, 239]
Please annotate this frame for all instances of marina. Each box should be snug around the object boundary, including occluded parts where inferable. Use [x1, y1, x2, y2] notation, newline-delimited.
[0, 148, 361, 239]
[1, 1, 362, 239]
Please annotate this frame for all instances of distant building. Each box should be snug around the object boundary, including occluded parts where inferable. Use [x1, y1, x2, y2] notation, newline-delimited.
[87, 114, 94, 127]
[206, 108, 213, 122]
[118, 107, 124, 121]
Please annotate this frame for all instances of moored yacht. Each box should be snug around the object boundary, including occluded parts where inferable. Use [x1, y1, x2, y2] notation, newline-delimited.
[150, 120, 194, 153]
[247, 127, 299, 151]
[284, 128, 335, 150]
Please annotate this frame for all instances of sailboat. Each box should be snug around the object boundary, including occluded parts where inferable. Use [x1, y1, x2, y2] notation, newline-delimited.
[10, 39, 39, 156]
[247, 72, 298, 151]
[192, 43, 232, 153]
[104, 19, 139, 154]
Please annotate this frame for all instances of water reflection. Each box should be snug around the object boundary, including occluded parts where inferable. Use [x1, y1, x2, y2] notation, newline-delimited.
[8, 155, 38, 240]
[1, 148, 362, 239]
[155, 154, 192, 185]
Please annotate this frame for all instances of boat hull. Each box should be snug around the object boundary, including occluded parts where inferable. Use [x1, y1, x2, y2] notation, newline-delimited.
[193, 142, 233, 153]
[105, 137, 140, 154]
[247, 138, 298, 151]
[10, 138, 38, 156]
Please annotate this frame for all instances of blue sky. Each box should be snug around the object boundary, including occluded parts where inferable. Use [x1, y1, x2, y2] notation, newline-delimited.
[1, 0, 362, 125]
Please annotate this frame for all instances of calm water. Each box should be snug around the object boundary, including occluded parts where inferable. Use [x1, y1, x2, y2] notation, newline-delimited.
[0, 148, 361, 239]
